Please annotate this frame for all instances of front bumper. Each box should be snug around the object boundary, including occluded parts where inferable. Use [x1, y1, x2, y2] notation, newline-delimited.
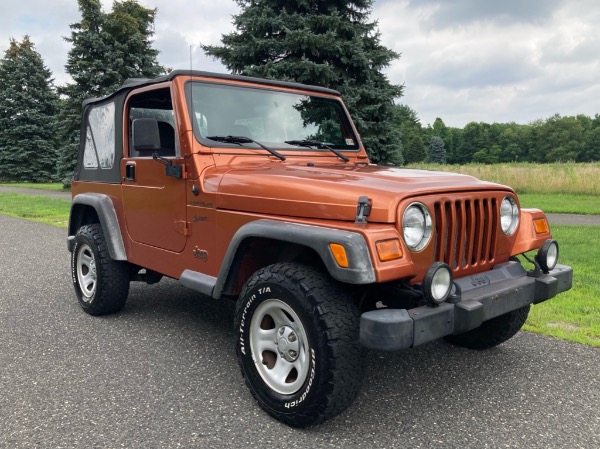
[360, 262, 573, 351]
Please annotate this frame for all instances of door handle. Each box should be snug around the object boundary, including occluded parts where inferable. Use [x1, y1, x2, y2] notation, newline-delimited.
[125, 162, 136, 181]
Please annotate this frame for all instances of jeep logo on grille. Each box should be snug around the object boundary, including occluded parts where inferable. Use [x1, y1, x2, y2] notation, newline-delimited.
[471, 275, 491, 286]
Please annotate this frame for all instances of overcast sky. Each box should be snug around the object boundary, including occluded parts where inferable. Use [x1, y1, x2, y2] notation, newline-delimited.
[1, 0, 598, 127]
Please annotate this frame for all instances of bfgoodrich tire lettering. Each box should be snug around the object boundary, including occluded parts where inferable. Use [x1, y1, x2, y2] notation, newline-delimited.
[235, 263, 365, 427]
[71, 224, 130, 315]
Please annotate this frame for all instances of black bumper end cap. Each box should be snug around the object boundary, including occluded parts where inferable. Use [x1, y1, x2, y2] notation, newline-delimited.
[360, 309, 414, 351]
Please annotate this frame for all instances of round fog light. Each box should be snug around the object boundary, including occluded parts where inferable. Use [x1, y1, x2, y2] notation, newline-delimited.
[423, 262, 453, 306]
[537, 239, 559, 273]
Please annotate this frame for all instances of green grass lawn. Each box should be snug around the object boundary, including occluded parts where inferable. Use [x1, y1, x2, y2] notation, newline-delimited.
[523, 225, 600, 347]
[0, 193, 71, 227]
[0, 182, 69, 192]
[0, 193, 597, 346]
[519, 193, 600, 215]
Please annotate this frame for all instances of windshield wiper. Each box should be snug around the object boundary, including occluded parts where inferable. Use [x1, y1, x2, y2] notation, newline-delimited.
[284, 140, 350, 163]
[206, 135, 286, 161]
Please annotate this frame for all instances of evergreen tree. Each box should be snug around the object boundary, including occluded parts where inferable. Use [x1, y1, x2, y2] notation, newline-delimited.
[104, 1, 163, 85]
[402, 128, 427, 164]
[57, 0, 164, 182]
[392, 104, 424, 164]
[428, 117, 451, 160]
[203, 0, 404, 165]
[0, 37, 59, 182]
[427, 136, 446, 164]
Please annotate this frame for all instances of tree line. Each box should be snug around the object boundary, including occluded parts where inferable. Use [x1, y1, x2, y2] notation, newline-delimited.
[396, 105, 600, 165]
[0, 0, 597, 185]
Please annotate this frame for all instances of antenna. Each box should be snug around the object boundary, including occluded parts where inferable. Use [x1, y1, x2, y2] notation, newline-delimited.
[190, 45, 194, 135]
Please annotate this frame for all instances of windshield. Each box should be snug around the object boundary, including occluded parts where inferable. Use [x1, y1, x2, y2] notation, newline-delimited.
[186, 81, 359, 151]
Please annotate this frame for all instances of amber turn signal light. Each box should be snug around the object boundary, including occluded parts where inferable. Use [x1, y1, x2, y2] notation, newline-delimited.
[329, 243, 349, 268]
[534, 218, 549, 234]
[375, 239, 403, 262]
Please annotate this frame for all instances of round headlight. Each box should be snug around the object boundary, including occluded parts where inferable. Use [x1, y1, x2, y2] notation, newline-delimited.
[423, 262, 453, 305]
[537, 239, 559, 273]
[500, 196, 519, 235]
[402, 203, 432, 251]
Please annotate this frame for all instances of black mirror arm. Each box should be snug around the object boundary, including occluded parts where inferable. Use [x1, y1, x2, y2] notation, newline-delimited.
[153, 152, 182, 179]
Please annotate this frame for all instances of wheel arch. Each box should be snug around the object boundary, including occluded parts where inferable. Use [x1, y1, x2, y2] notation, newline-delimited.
[218, 236, 324, 298]
[213, 220, 376, 299]
[67, 193, 127, 261]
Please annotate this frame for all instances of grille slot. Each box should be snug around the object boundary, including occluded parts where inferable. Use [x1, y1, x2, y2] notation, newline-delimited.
[434, 198, 497, 271]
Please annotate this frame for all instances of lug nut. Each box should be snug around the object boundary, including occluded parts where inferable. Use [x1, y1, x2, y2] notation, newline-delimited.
[288, 333, 297, 342]
[289, 350, 297, 358]
[279, 328, 285, 336]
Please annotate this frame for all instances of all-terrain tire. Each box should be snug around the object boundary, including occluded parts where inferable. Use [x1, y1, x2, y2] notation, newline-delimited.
[235, 263, 366, 427]
[445, 305, 530, 349]
[71, 224, 130, 315]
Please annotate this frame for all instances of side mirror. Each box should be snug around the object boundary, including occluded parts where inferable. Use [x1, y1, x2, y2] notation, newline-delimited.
[132, 118, 161, 152]
[131, 117, 182, 179]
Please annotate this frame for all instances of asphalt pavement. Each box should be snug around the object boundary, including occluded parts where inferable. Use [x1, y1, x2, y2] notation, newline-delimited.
[0, 214, 599, 449]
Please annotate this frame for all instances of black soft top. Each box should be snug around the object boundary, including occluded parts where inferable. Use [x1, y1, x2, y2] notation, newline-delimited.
[75, 71, 342, 184]
[82, 70, 341, 107]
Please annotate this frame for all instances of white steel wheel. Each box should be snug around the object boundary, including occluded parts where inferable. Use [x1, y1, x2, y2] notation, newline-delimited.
[249, 299, 310, 395]
[235, 263, 366, 427]
[76, 243, 97, 301]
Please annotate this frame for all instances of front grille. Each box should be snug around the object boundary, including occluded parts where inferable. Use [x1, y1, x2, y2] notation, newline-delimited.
[434, 198, 498, 271]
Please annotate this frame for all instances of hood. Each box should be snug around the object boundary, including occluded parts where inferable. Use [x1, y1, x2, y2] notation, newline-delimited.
[212, 162, 511, 223]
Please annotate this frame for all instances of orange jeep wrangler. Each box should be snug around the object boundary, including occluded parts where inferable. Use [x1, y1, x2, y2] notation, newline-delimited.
[67, 71, 573, 427]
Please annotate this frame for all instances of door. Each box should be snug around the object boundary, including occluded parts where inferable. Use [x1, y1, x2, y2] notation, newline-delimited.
[121, 85, 187, 253]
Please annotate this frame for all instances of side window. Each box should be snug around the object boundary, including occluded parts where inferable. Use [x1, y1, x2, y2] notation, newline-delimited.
[83, 102, 116, 170]
[127, 87, 178, 158]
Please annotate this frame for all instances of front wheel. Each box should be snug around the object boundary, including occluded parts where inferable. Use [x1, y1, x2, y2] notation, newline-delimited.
[445, 305, 530, 349]
[235, 263, 365, 427]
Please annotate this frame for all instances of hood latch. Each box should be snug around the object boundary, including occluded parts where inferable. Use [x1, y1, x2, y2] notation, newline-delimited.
[355, 196, 372, 224]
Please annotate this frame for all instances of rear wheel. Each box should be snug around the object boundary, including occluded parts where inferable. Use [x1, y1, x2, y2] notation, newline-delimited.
[445, 305, 530, 349]
[71, 224, 130, 315]
[235, 263, 365, 427]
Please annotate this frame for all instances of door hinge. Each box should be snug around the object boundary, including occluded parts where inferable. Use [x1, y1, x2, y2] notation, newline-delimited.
[174, 220, 190, 236]
[180, 162, 188, 179]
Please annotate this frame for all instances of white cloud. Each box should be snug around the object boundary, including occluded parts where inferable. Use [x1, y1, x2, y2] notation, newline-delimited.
[1, 0, 598, 127]
[0, 0, 81, 85]
[131, 0, 237, 72]
[375, 0, 600, 126]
